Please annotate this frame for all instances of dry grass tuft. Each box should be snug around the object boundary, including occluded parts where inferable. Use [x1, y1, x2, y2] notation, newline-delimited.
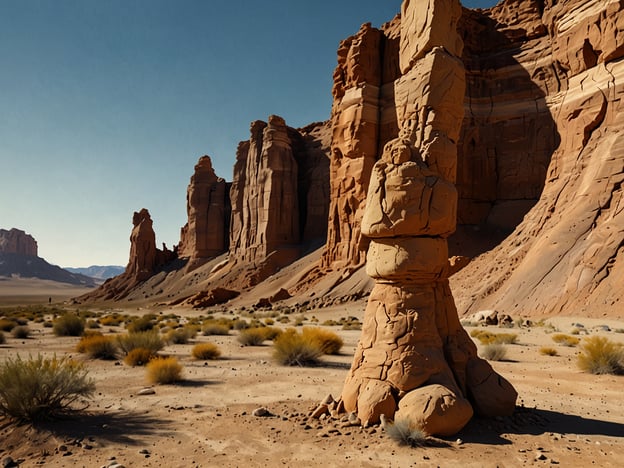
[237, 327, 269, 346]
[124, 348, 156, 366]
[385, 417, 429, 447]
[539, 346, 558, 356]
[302, 327, 343, 355]
[272, 329, 322, 366]
[116, 330, 164, 355]
[471, 329, 517, 345]
[551, 333, 580, 347]
[577, 336, 624, 375]
[76, 334, 118, 360]
[0, 354, 94, 421]
[191, 343, 221, 360]
[146, 357, 183, 384]
[53, 313, 85, 337]
[480, 343, 507, 361]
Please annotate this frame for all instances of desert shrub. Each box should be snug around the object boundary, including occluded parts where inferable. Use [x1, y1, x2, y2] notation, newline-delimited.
[471, 330, 517, 345]
[42, 321, 53, 328]
[481, 343, 507, 361]
[570, 327, 581, 335]
[238, 327, 268, 346]
[191, 343, 221, 360]
[0, 331, 5, 344]
[166, 327, 196, 345]
[116, 330, 164, 355]
[232, 319, 249, 331]
[126, 315, 155, 333]
[551, 333, 580, 347]
[302, 327, 343, 355]
[75, 331, 102, 352]
[86, 319, 101, 329]
[202, 323, 230, 336]
[261, 326, 283, 341]
[146, 357, 183, 384]
[577, 336, 624, 375]
[124, 348, 156, 366]
[0, 354, 95, 421]
[322, 319, 338, 327]
[278, 316, 290, 324]
[264, 318, 275, 326]
[385, 417, 429, 447]
[53, 313, 85, 337]
[614, 328, 624, 334]
[11, 326, 30, 339]
[273, 329, 322, 366]
[0, 319, 17, 332]
[76, 335, 118, 360]
[99, 314, 124, 327]
[539, 347, 558, 356]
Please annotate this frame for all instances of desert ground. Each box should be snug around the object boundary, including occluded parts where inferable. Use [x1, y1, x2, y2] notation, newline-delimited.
[0, 286, 623, 468]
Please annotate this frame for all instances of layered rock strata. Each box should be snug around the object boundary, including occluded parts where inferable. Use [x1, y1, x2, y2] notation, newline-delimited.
[341, 0, 517, 436]
[178, 155, 230, 266]
[228, 116, 329, 287]
[452, 0, 624, 318]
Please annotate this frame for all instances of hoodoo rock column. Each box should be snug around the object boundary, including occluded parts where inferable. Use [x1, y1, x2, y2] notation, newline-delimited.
[340, 0, 517, 436]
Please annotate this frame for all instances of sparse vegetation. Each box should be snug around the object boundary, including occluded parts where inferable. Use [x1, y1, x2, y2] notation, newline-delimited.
[11, 325, 30, 339]
[0, 319, 17, 332]
[481, 343, 507, 361]
[577, 336, 624, 375]
[539, 346, 558, 356]
[0, 331, 5, 345]
[126, 315, 156, 333]
[124, 348, 156, 366]
[116, 330, 164, 355]
[238, 327, 268, 346]
[471, 329, 517, 345]
[273, 329, 322, 366]
[551, 333, 580, 347]
[385, 417, 429, 447]
[191, 343, 221, 360]
[146, 357, 183, 384]
[166, 327, 196, 345]
[53, 313, 85, 337]
[99, 314, 124, 327]
[76, 334, 118, 360]
[302, 327, 343, 355]
[202, 323, 231, 336]
[0, 354, 95, 421]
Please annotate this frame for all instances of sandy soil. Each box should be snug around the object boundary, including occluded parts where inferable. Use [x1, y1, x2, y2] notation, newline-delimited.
[0, 302, 623, 468]
[0, 278, 95, 306]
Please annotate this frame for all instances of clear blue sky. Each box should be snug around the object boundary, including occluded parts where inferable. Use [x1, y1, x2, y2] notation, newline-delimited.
[0, 0, 498, 267]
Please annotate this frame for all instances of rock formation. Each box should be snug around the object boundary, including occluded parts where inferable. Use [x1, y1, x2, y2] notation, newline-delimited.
[451, 0, 624, 318]
[0, 228, 38, 256]
[178, 155, 230, 266]
[340, 0, 517, 436]
[77, 209, 175, 301]
[228, 116, 329, 287]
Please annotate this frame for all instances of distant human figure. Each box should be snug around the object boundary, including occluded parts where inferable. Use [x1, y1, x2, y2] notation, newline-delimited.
[48, 297, 51, 304]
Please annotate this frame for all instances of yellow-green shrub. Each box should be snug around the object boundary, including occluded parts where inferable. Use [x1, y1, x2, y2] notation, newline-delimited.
[76, 335, 117, 360]
[273, 329, 322, 366]
[577, 336, 624, 375]
[237, 327, 268, 346]
[302, 327, 343, 355]
[116, 330, 164, 355]
[551, 334, 580, 347]
[146, 357, 183, 384]
[124, 348, 156, 366]
[53, 313, 85, 337]
[539, 347, 558, 356]
[191, 343, 221, 360]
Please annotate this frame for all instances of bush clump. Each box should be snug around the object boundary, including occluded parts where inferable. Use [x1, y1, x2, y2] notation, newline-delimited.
[0, 331, 5, 344]
[481, 343, 507, 361]
[116, 330, 164, 355]
[11, 326, 30, 339]
[126, 315, 156, 333]
[202, 322, 230, 336]
[0, 319, 17, 332]
[0, 354, 95, 421]
[191, 343, 221, 360]
[273, 329, 322, 366]
[539, 347, 558, 356]
[124, 348, 156, 366]
[551, 333, 580, 347]
[146, 357, 183, 384]
[302, 327, 343, 355]
[165, 327, 196, 345]
[237, 327, 268, 346]
[471, 329, 517, 345]
[76, 334, 118, 360]
[385, 417, 429, 447]
[53, 313, 85, 337]
[577, 336, 624, 375]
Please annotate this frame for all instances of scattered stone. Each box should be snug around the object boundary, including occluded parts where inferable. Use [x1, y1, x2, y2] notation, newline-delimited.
[137, 387, 156, 396]
[2, 457, 17, 468]
[252, 407, 272, 417]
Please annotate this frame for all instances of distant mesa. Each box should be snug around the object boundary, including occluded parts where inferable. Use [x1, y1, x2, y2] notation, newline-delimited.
[0, 228, 97, 287]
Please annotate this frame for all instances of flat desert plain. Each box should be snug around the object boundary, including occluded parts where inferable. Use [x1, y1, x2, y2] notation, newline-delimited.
[0, 299, 623, 468]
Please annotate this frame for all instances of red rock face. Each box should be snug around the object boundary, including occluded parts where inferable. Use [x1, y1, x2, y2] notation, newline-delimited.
[0, 228, 38, 256]
[451, 0, 624, 318]
[178, 155, 230, 263]
[228, 116, 330, 287]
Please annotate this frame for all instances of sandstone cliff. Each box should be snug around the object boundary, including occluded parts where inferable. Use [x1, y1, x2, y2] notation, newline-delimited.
[451, 0, 624, 318]
[178, 155, 230, 267]
[0, 228, 38, 257]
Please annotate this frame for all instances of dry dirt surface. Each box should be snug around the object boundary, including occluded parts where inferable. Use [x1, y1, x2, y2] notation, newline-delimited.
[0, 304, 623, 468]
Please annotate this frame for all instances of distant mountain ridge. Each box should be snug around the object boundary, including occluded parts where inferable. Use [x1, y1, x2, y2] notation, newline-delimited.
[65, 265, 124, 280]
[0, 253, 97, 287]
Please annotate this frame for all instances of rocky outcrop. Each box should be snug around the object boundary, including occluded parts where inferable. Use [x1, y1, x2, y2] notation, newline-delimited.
[0, 228, 38, 256]
[178, 155, 230, 265]
[228, 116, 329, 288]
[77, 209, 175, 301]
[451, 0, 624, 318]
[340, 0, 516, 435]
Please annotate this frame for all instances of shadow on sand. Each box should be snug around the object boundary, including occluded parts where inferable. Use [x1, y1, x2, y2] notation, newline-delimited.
[456, 406, 624, 446]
